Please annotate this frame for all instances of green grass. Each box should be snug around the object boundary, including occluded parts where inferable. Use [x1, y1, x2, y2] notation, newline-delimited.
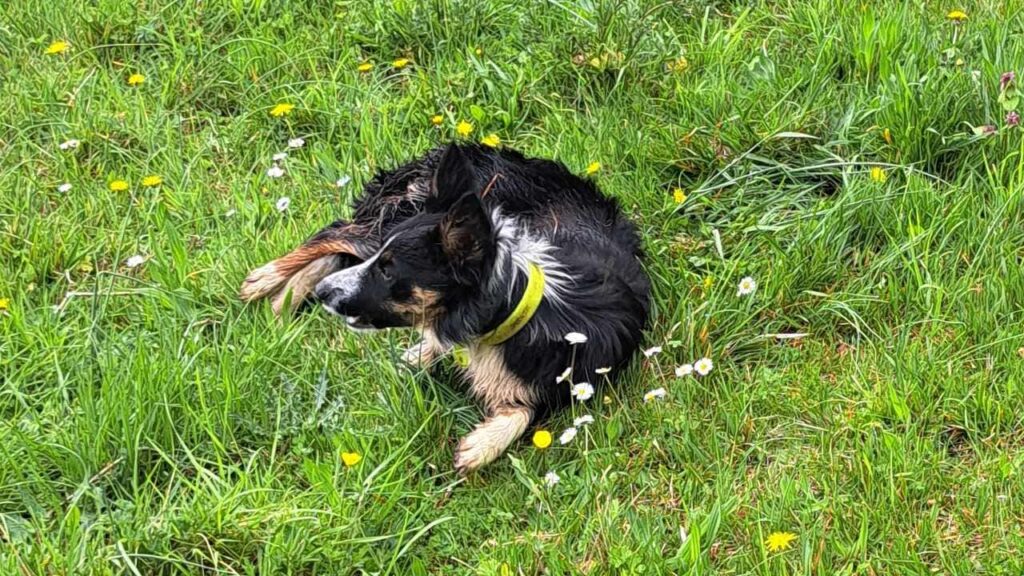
[2, 0, 1024, 573]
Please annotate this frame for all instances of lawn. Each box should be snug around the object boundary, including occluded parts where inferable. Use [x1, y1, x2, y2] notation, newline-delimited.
[2, 0, 1024, 573]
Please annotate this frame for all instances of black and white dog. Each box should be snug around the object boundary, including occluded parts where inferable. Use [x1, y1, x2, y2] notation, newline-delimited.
[241, 144, 650, 473]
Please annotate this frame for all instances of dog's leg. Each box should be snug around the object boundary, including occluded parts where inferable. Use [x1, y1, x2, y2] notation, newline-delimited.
[240, 222, 373, 312]
[454, 406, 533, 474]
[402, 332, 449, 368]
[454, 345, 537, 474]
[269, 255, 340, 315]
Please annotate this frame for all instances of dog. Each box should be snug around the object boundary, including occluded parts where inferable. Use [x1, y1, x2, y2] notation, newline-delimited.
[241, 143, 650, 473]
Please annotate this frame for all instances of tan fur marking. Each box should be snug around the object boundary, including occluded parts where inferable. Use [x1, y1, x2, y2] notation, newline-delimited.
[454, 406, 533, 474]
[274, 239, 362, 277]
[389, 287, 444, 327]
[270, 255, 339, 315]
[465, 344, 536, 412]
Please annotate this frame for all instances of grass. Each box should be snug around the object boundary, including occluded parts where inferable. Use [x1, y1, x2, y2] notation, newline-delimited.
[2, 0, 1024, 573]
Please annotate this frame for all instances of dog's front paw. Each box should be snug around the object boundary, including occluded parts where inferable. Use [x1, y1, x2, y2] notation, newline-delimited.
[239, 262, 287, 301]
[453, 409, 532, 475]
[454, 433, 497, 475]
[401, 341, 429, 365]
[401, 340, 437, 367]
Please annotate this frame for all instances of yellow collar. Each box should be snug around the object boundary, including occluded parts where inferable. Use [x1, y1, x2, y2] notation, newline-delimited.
[479, 262, 546, 345]
[451, 262, 545, 367]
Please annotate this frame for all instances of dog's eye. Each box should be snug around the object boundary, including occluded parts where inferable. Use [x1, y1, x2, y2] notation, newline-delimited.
[377, 258, 393, 281]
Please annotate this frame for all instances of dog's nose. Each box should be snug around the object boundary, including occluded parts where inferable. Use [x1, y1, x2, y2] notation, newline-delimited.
[314, 281, 336, 304]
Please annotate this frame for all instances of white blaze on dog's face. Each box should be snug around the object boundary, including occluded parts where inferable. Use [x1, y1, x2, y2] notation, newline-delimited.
[314, 244, 392, 330]
[314, 193, 495, 331]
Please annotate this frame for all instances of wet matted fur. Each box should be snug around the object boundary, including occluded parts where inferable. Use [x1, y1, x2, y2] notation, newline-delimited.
[242, 144, 650, 473]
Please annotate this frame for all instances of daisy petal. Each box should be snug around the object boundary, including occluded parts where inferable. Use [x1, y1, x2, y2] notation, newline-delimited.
[565, 332, 588, 345]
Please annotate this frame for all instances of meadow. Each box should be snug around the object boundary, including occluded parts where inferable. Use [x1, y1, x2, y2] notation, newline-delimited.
[2, 0, 1024, 573]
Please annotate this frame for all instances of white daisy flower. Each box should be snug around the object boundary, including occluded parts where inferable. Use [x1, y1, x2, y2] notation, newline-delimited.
[275, 196, 291, 212]
[570, 382, 594, 401]
[555, 366, 572, 384]
[266, 165, 285, 178]
[595, 366, 611, 375]
[124, 255, 146, 268]
[287, 137, 305, 149]
[564, 332, 588, 345]
[694, 357, 713, 376]
[272, 152, 288, 162]
[736, 276, 757, 297]
[643, 346, 662, 357]
[675, 364, 693, 377]
[559, 427, 578, 445]
[59, 139, 80, 150]
[543, 470, 560, 487]
[58, 183, 72, 193]
[768, 333, 808, 340]
[643, 387, 667, 403]
[336, 175, 351, 188]
[573, 414, 594, 427]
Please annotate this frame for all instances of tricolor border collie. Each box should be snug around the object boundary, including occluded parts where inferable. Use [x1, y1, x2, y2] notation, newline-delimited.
[241, 144, 650, 473]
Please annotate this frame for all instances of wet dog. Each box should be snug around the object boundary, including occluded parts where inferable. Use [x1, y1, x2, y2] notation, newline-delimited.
[241, 143, 650, 473]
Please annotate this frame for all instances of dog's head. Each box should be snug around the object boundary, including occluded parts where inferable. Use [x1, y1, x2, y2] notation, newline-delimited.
[315, 145, 495, 330]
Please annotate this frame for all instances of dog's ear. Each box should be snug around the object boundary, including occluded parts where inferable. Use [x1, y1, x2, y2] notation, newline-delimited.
[240, 221, 376, 315]
[431, 144, 478, 209]
[438, 193, 492, 281]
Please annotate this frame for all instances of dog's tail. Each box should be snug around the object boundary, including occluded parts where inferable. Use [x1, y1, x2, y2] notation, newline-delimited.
[239, 221, 376, 315]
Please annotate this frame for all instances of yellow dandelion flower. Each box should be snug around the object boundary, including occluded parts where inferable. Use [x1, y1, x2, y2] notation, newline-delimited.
[357, 62, 373, 73]
[882, 128, 892, 145]
[141, 175, 163, 187]
[585, 161, 601, 175]
[269, 103, 294, 117]
[481, 133, 501, 148]
[430, 114, 444, 126]
[392, 58, 410, 69]
[703, 276, 714, 289]
[947, 9, 967, 22]
[341, 452, 362, 467]
[474, 47, 483, 56]
[532, 430, 552, 449]
[870, 166, 887, 183]
[127, 73, 145, 86]
[668, 56, 689, 73]
[765, 531, 797, 552]
[673, 188, 687, 203]
[109, 180, 129, 192]
[0, 298, 9, 311]
[45, 41, 69, 55]
[456, 120, 474, 137]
